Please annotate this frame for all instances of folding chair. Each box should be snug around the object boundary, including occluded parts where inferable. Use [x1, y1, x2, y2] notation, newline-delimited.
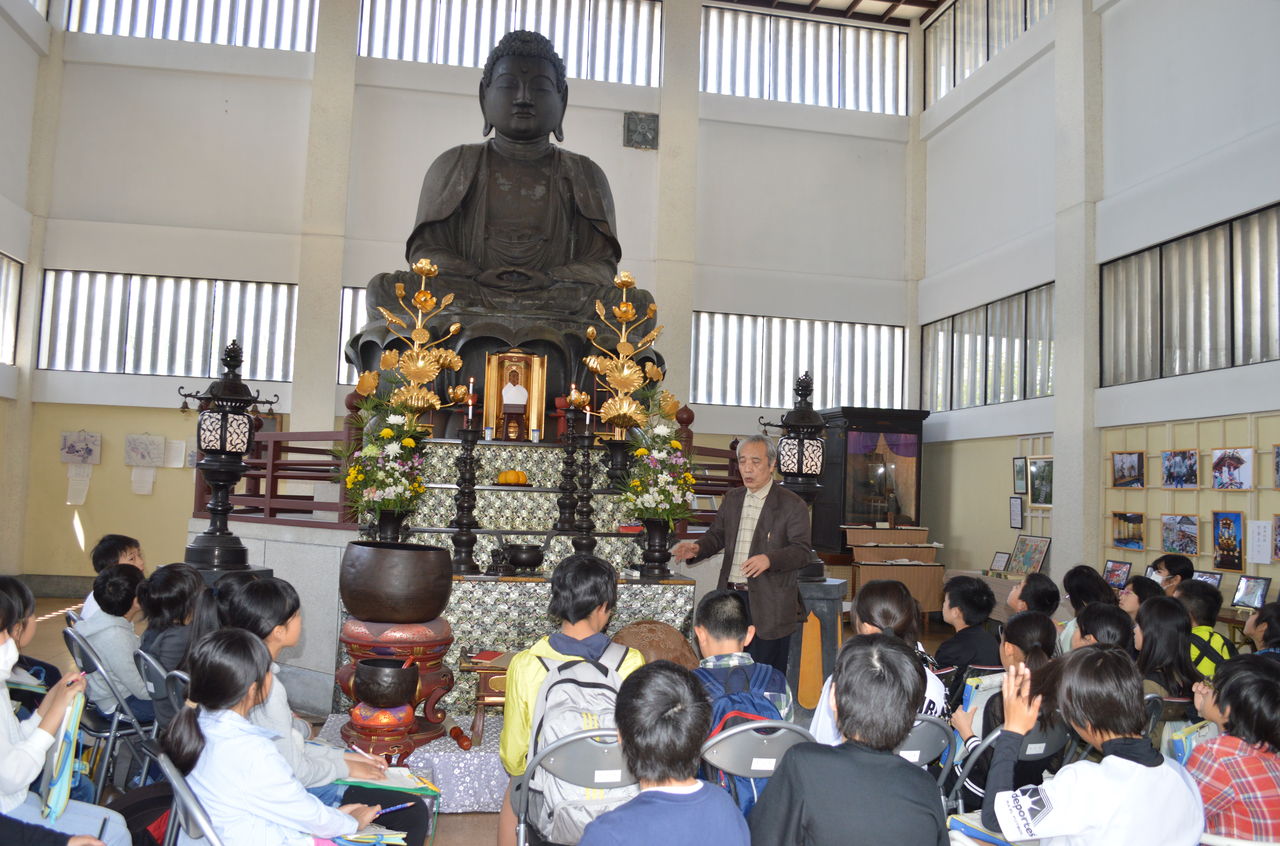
[511, 728, 637, 846]
[141, 740, 227, 846]
[944, 719, 1069, 813]
[1200, 835, 1280, 846]
[700, 719, 814, 781]
[894, 714, 955, 784]
[65, 609, 83, 627]
[63, 627, 156, 801]
[166, 670, 191, 711]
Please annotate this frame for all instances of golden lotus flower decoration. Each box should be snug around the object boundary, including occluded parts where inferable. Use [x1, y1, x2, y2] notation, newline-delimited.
[354, 259, 466, 428]
[583, 272, 665, 429]
[658, 390, 680, 419]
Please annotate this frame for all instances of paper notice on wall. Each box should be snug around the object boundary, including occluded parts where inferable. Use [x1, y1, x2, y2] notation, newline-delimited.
[164, 439, 187, 468]
[66, 464, 91, 505]
[1246, 520, 1273, 565]
[131, 467, 157, 496]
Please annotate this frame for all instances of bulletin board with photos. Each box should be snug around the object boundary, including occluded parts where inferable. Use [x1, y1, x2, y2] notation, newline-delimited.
[999, 436, 1053, 578]
[1098, 413, 1280, 612]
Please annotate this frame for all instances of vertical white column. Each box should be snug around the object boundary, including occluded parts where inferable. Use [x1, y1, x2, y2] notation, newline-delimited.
[1051, 0, 1103, 568]
[650, 0, 699, 403]
[289, 0, 359, 431]
[903, 19, 927, 410]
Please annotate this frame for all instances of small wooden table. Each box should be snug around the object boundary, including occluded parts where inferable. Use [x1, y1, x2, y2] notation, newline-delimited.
[459, 650, 513, 745]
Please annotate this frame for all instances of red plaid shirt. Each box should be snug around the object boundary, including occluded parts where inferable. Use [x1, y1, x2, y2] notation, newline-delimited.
[1187, 734, 1280, 839]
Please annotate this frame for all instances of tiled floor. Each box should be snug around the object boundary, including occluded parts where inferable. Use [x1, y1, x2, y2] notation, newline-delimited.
[25, 597, 500, 846]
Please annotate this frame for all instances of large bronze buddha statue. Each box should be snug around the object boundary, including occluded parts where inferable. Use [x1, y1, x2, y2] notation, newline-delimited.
[345, 31, 659, 403]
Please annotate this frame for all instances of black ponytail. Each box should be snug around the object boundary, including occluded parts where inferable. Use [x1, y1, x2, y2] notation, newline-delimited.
[162, 628, 272, 774]
[218, 577, 301, 640]
[1003, 611, 1058, 672]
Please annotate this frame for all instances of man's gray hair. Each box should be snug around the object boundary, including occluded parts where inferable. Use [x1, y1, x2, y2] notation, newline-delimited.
[736, 434, 777, 463]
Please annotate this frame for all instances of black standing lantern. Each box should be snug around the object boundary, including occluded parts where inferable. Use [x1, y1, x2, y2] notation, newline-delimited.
[180, 341, 277, 572]
[762, 372, 826, 504]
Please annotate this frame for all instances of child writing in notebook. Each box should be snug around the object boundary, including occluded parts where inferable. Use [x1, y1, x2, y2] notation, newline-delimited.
[217, 576, 432, 845]
[163, 628, 381, 845]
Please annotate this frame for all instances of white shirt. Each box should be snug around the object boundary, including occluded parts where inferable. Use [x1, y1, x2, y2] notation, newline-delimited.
[0, 644, 55, 814]
[809, 647, 948, 747]
[248, 663, 347, 788]
[184, 709, 356, 846]
[728, 481, 771, 584]
[81, 591, 101, 620]
[993, 750, 1203, 846]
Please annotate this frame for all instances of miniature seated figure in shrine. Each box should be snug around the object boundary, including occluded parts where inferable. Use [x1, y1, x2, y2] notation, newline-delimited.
[345, 30, 658, 387]
[501, 369, 529, 440]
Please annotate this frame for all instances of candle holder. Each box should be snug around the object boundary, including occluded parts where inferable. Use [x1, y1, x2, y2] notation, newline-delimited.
[451, 427, 481, 574]
[555, 408, 581, 532]
[573, 428, 597, 553]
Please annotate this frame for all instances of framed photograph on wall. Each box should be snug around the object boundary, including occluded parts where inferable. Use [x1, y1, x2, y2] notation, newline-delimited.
[1161, 450, 1199, 489]
[1274, 445, 1279, 489]
[1274, 515, 1280, 561]
[1160, 514, 1199, 556]
[1028, 456, 1053, 509]
[1111, 451, 1145, 488]
[1211, 447, 1253, 491]
[1012, 457, 1028, 494]
[990, 552, 1011, 573]
[1010, 496, 1024, 529]
[1111, 512, 1145, 550]
[1103, 560, 1132, 589]
[1211, 510, 1244, 571]
[1009, 534, 1051, 574]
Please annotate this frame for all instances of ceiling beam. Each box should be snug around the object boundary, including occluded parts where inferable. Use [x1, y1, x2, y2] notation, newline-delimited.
[880, 1, 905, 21]
[717, 0, 916, 27]
[839, 0, 862, 15]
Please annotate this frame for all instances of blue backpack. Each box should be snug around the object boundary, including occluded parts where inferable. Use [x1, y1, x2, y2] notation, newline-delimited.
[693, 663, 783, 814]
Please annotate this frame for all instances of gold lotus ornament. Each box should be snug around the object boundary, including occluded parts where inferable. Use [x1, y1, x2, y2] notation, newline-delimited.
[582, 271, 666, 429]
[658, 390, 680, 419]
[599, 395, 645, 429]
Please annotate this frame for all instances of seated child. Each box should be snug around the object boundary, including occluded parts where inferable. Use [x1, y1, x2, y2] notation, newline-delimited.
[1186, 654, 1280, 839]
[0, 577, 131, 846]
[1071, 602, 1135, 653]
[692, 589, 792, 720]
[811, 579, 948, 744]
[163, 629, 379, 844]
[983, 645, 1203, 845]
[138, 563, 216, 729]
[1119, 575, 1163, 620]
[580, 661, 749, 846]
[219, 576, 432, 844]
[749, 634, 947, 846]
[81, 534, 144, 620]
[1153, 553, 1195, 596]
[948, 611, 1058, 810]
[497, 555, 645, 846]
[1243, 601, 1280, 663]
[936, 576, 1000, 670]
[75, 564, 153, 722]
[1006, 572, 1061, 617]
[1058, 566, 1118, 655]
[1175, 579, 1235, 678]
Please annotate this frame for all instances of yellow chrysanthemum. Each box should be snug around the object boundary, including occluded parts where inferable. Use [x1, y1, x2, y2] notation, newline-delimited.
[401, 438, 416, 448]
[670, 440, 682, 450]
[634, 448, 649, 457]
[379, 428, 394, 438]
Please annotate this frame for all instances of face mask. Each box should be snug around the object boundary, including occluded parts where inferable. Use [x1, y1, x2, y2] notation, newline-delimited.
[0, 635, 19, 681]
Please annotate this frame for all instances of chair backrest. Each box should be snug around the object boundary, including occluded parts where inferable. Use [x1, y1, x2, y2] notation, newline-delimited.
[166, 670, 191, 712]
[63, 626, 148, 729]
[700, 719, 814, 779]
[65, 609, 83, 627]
[946, 718, 1071, 812]
[895, 714, 955, 775]
[134, 650, 171, 708]
[511, 728, 636, 823]
[1142, 693, 1164, 739]
[144, 741, 226, 846]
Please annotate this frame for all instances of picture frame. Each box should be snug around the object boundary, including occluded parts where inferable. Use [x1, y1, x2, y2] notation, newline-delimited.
[1211, 447, 1253, 491]
[1009, 496, 1024, 530]
[1160, 513, 1199, 556]
[1110, 512, 1145, 550]
[1193, 571, 1224, 589]
[1009, 535, 1051, 575]
[1274, 515, 1280, 561]
[1027, 456, 1053, 509]
[1103, 560, 1132, 589]
[482, 350, 547, 440]
[1232, 575, 1272, 610]
[1161, 449, 1199, 489]
[1012, 457, 1028, 494]
[1274, 445, 1279, 490]
[1110, 451, 1145, 488]
[59, 431, 102, 465]
[1211, 510, 1244, 571]
[990, 552, 1011, 573]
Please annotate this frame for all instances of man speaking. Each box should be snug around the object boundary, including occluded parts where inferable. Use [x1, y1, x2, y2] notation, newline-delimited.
[673, 435, 812, 674]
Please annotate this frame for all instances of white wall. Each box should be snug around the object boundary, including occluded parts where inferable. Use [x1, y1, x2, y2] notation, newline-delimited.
[1097, 0, 1280, 262]
[0, 0, 44, 259]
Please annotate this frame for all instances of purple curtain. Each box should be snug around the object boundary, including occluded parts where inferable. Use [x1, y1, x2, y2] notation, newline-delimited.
[847, 432, 919, 458]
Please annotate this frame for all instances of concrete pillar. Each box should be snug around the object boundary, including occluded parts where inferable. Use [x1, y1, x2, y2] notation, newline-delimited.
[650, 0, 700, 404]
[289, 0, 359, 431]
[1050, 0, 1103, 568]
[903, 19, 927, 409]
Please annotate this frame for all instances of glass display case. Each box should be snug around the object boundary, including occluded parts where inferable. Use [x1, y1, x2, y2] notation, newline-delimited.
[811, 407, 930, 553]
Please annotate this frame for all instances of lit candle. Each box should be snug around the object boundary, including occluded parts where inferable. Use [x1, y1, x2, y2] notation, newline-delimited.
[467, 377, 475, 424]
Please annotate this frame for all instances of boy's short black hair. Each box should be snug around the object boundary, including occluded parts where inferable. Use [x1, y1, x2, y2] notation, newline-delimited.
[1152, 554, 1194, 584]
[1020, 573, 1061, 616]
[943, 576, 996, 627]
[1214, 654, 1280, 753]
[1124, 575, 1164, 604]
[832, 634, 925, 750]
[548, 554, 618, 624]
[1056, 645, 1147, 737]
[1175, 578, 1222, 627]
[90, 534, 140, 573]
[615, 660, 711, 783]
[693, 589, 749, 643]
[93, 563, 144, 617]
[1076, 602, 1135, 652]
[1063, 565, 1117, 614]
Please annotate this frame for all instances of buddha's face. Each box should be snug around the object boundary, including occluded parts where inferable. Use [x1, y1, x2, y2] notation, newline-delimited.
[482, 55, 565, 142]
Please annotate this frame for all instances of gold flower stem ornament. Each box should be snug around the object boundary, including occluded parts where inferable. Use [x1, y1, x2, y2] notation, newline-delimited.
[582, 271, 665, 430]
